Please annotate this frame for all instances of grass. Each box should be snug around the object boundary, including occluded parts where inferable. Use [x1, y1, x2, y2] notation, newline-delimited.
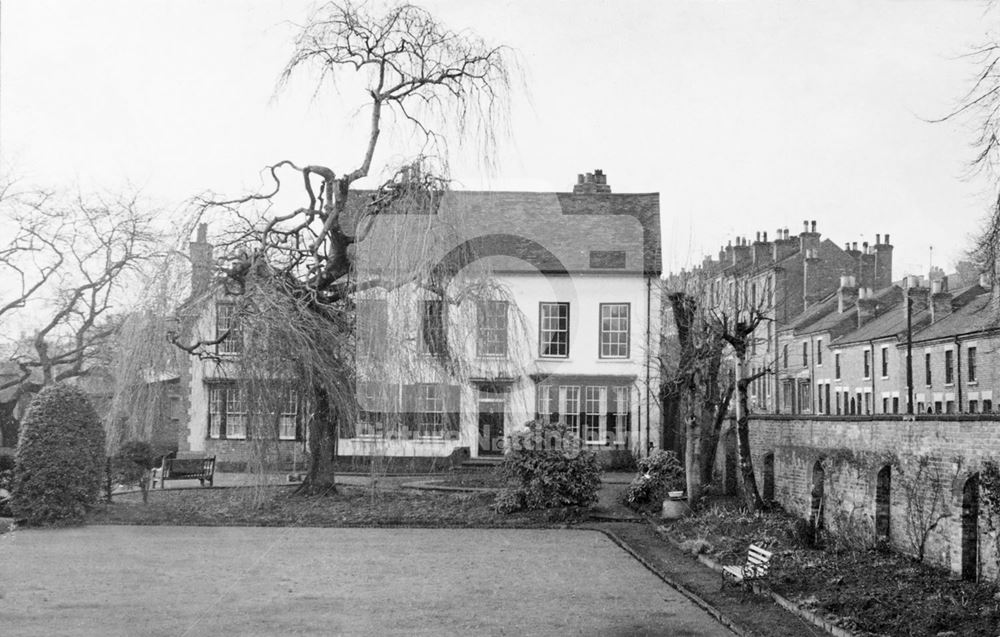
[87, 484, 589, 528]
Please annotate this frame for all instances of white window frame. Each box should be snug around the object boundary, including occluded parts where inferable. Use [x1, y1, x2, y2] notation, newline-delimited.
[599, 303, 630, 358]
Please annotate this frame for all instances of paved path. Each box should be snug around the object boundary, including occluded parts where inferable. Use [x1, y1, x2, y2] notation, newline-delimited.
[0, 526, 732, 637]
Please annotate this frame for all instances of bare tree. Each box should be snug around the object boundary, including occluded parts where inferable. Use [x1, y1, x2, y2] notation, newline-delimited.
[0, 191, 160, 447]
[711, 295, 770, 513]
[172, 2, 517, 493]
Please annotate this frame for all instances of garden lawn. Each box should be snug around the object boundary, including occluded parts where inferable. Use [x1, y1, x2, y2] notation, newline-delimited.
[0, 526, 733, 637]
[87, 484, 587, 527]
[664, 498, 1000, 637]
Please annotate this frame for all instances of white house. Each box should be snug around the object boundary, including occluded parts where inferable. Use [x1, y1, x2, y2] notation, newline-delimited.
[178, 170, 663, 465]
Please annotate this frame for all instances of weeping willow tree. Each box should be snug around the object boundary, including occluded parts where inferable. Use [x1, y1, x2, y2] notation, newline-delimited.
[168, 1, 519, 494]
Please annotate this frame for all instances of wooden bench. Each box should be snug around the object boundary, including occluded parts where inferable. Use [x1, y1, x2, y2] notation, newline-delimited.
[722, 544, 773, 588]
[151, 456, 216, 488]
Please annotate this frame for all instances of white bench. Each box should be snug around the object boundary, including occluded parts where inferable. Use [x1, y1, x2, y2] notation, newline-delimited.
[722, 544, 772, 586]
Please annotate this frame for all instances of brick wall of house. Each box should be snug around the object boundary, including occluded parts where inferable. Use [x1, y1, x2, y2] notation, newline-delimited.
[201, 438, 308, 471]
[749, 415, 1000, 581]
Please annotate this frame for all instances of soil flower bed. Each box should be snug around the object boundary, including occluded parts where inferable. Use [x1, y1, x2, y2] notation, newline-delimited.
[87, 484, 588, 528]
[665, 499, 1000, 637]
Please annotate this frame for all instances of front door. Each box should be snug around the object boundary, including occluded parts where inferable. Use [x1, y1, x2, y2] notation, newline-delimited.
[477, 389, 506, 456]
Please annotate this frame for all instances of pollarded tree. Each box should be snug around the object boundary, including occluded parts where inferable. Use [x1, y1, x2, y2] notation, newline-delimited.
[172, 2, 517, 493]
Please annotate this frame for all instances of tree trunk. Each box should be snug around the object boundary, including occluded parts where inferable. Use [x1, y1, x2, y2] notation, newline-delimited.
[735, 371, 764, 512]
[684, 411, 703, 507]
[698, 380, 733, 486]
[299, 385, 338, 494]
[0, 399, 18, 449]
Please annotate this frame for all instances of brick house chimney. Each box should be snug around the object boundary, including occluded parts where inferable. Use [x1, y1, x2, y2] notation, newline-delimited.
[732, 236, 751, 267]
[930, 277, 953, 323]
[773, 228, 797, 261]
[752, 231, 773, 267]
[837, 275, 859, 314]
[859, 242, 878, 290]
[856, 287, 878, 327]
[873, 233, 893, 290]
[189, 223, 213, 298]
[799, 219, 820, 255]
[803, 248, 823, 308]
[905, 276, 930, 318]
[573, 169, 612, 194]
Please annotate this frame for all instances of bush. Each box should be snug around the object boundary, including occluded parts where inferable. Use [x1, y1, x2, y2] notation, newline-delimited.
[623, 450, 685, 509]
[12, 384, 106, 525]
[494, 420, 602, 513]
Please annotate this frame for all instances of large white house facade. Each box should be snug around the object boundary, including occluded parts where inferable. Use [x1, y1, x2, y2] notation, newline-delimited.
[179, 171, 663, 464]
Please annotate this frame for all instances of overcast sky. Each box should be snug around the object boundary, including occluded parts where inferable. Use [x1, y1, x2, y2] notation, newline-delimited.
[1, 0, 996, 278]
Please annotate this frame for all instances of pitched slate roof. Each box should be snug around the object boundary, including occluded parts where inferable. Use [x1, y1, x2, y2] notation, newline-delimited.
[357, 190, 661, 277]
[911, 289, 997, 344]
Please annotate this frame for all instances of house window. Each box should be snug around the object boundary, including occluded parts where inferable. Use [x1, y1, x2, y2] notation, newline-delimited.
[783, 344, 789, 369]
[945, 350, 954, 385]
[208, 384, 246, 440]
[278, 388, 299, 440]
[816, 339, 823, 365]
[985, 399, 993, 413]
[583, 386, 607, 443]
[925, 353, 932, 386]
[970, 399, 979, 413]
[835, 353, 841, 380]
[357, 299, 388, 358]
[968, 347, 977, 383]
[560, 386, 581, 434]
[817, 384, 824, 414]
[611, 386, 630, 443]
[416, 384, 445, 438]
[802, 342, 808, 367]
[215, 303, 243, 355]
[421, 300, 447, 356]
[540, 303, 570, 357]
[599, 303, 630, 358]
[881, 346, 889, 378]
[863, 350, 871, 379]
[477, 300, 508, 358]
[536, 384, 554, 422]
[358, 383, 396, 438]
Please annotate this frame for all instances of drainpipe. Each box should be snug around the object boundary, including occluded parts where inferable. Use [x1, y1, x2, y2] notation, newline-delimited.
[645, 276, 652, 455]
[870, 339, 877, 416]
[906, 295, 914, 414]
[955, 336, 963, 413]
[809, 335, 816, 415]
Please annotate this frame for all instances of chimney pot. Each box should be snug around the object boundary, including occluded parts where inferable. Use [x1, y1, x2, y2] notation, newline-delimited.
[763, 231, 768, 242]
[577, 174, 584, 185]
[811, 220, 817, 233]
[885, 234, 891, 244]
[803, 220, 809, 232]
[852, 241, 858, 251]
[756, 231, 761, 242]
[876, 233, 881, 245]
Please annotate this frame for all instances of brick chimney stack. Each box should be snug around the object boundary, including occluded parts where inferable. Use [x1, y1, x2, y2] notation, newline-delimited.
[930, 277, 953, 323]
[799, 219, 820, 255]
[189, 223, 213, 298]
[773, 227, 797, 261]
[803, 248, 823, 308]
[752, 231, 773, 267]
[904, 276, 930, 320]
[573, 169, 612, 194]
[856, 287, 878, 327]
[837, 275, 859, 314]
[873, 233, 893, 290]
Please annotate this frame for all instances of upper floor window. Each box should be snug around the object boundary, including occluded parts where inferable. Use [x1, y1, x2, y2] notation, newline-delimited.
[599, 303, 630, 358]
[945, 350, 954, 385]
[783, 344, 789, 369]
[834, 353, 841, 380]
[421, 299, 447, 356]
[925, 353, 932, 386]
[216, 303, 243, 355]
[816, 339, 823, 365]
[477, 300, 508, 358]
[881, 346, 889, 378]
[801, 342, 808, 367]
[540, 302, 570, 358]
[863, 349, 871, 379]
[968, 346, 978, 383]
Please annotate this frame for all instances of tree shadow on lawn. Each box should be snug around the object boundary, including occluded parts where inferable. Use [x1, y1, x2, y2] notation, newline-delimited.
[665, 497, 1000, 637]
[88, 485, 588, 528]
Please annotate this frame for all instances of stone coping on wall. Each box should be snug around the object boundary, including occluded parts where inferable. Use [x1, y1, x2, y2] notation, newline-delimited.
[748, 413, 1000, 423]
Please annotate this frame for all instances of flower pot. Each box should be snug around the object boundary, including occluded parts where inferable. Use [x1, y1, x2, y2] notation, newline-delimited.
[661, 493, 691, 520]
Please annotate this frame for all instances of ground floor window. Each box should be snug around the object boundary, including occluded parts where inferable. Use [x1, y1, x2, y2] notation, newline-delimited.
[208, 384, 246, 440]
[536, 381, 631, 445]
[354, 382, 460, 439]
[207, 382, 303, 441]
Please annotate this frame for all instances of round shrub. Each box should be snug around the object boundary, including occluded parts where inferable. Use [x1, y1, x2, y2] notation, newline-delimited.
[12, 384, 106, 525]
[623, 449, 685, 510]
[0, 453, 14, 516]
[494, 420, 602, 513]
